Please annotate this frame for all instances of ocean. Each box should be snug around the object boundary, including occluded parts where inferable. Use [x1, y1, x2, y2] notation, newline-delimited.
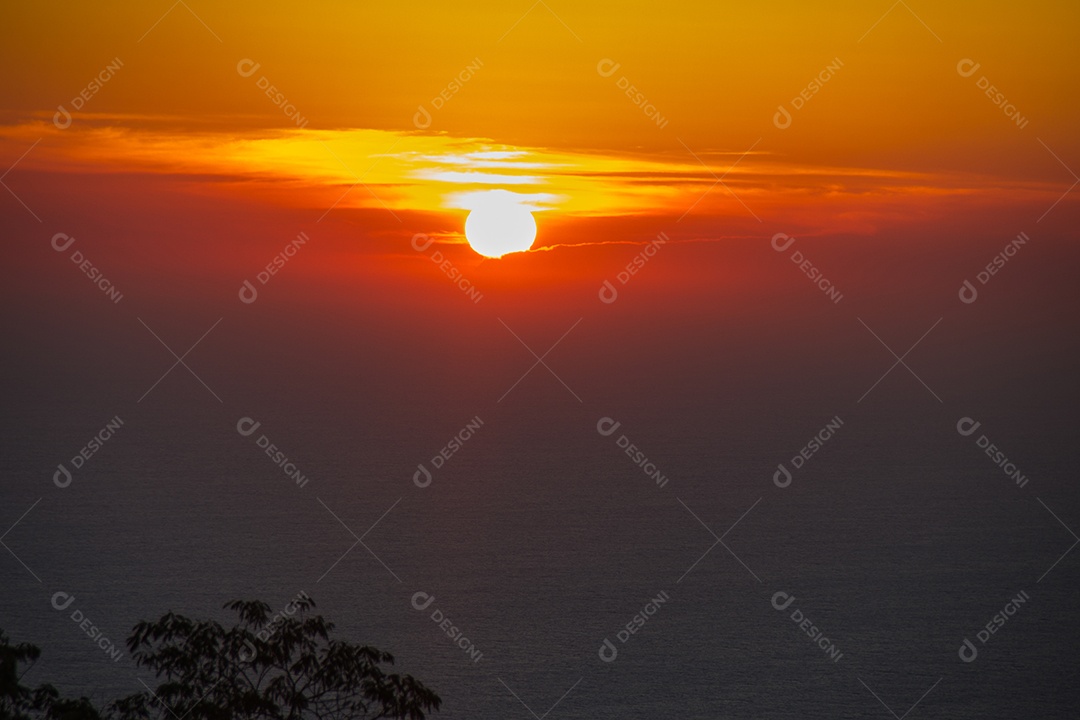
[3, 371, 1078, 719]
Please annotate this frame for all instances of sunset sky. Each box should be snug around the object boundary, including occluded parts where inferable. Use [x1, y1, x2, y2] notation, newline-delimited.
[3, 1, 1078, 252]
[3, 0, 1078, 501]
[3, 1, 1077, 377]
[3, 3, 1080, 718]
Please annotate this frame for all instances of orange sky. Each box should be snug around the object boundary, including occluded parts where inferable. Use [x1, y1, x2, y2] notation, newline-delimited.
[3, 1, 1078, 167]
[1, 0, 1077, 290]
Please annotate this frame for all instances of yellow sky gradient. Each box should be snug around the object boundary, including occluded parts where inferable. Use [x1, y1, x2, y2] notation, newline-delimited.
[2, 0, 1077, 180]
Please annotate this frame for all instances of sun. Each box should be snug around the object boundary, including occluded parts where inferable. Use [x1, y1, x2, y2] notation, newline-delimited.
[464, 195, 537, 258]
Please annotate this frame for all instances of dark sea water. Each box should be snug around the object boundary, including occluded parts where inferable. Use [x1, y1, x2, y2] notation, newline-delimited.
[3, 232, 1079, 719]
[4, 393, 1079, 718]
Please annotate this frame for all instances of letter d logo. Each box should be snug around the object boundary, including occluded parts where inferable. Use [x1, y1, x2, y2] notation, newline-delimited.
[53, 105, 73, 130]
[411, 591, 435, 611]
[54, 463, 72, 488]
[958, 637, 978, 662]
[773, 463, 792, 488]
[51, 592, 75, 611]
[959, 279, 978, 304]
[239, 279, 258, 304]
[236, 417, 261, 437]
[956, 59, 981, 78]
[773, 105, 792, 130]
[411, 233, 434, 252]
[237, 58, 261, 78]
[237, 638, 257, 663]
[596, 59, 621, 78]
[596, 417, 621, 437]
[771, 233, 795, 252]
[598, 638, 618, 662]
[771, 591, 795, 611]
[414, 464, 432, 488]
[413, 105, 432, 130]
[599, 280, 618, 304]
[51, 233, 75, 252]
[956, 417, 981, 437]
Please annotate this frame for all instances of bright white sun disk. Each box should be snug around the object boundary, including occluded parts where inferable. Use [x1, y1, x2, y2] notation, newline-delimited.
[464, 197, 537, 258]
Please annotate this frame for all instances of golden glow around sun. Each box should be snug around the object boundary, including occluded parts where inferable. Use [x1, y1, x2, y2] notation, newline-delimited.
[463, 192, 537, 258]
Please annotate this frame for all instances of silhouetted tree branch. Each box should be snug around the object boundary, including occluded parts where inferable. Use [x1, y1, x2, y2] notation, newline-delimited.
[0, 628, 101, 720]
[109, 598, 440, 720]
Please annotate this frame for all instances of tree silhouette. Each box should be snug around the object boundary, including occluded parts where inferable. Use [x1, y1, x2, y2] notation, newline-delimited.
[109, 598, 440, 720]
[0, 628, 101, 720]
